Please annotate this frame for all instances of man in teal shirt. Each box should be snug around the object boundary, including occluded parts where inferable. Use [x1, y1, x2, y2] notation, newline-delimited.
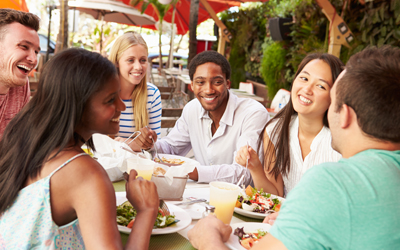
[188, 46, 400, 249]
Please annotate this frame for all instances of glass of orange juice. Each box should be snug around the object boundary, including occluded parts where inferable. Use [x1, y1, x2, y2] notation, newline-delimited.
[209, 181, 240, 224]
[126, 158, 154, 181]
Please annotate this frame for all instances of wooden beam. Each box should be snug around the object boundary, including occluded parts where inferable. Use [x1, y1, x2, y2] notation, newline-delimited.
[217, 28, 227, 55]
[199, 0, 232, 43]
[316, 0, 354, 57]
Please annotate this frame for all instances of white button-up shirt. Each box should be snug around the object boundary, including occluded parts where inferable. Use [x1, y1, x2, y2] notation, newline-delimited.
[155, 91, 270, 185]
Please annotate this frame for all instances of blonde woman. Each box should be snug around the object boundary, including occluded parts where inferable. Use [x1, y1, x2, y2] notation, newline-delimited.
[109, 32, 162, 151]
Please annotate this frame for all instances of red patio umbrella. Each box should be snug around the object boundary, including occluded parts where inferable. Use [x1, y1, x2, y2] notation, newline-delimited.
[0, 0, 29, 12]
[119, 0, 263, 35]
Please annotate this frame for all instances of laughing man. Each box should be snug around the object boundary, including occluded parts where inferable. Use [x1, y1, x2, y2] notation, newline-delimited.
[0, 9, 40, 138]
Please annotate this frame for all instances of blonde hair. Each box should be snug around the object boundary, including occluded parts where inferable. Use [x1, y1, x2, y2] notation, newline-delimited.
[109, 32, 149, 131]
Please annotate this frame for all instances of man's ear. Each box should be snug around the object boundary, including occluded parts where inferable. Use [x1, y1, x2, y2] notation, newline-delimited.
[226, 79, 231, 89]
[340, 104, 353, 129]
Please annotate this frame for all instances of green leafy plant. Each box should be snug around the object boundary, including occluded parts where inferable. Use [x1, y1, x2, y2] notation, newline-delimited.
[260, 39, 288, 100]
[340, 0, 400, 63]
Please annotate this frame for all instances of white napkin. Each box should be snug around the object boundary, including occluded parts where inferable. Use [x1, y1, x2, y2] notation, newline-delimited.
[92, 134, 137, 181]
[164, 162, 196, 185]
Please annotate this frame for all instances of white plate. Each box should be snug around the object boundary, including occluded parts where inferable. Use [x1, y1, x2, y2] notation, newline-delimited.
[234, 196, 285, 219]
[116, 192, 192, 235]
[157, 154, 200, 167]
[226, 222, 271, 250]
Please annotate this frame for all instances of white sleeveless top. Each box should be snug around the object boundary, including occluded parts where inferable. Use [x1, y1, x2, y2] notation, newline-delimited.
[266, 115, 341, 196]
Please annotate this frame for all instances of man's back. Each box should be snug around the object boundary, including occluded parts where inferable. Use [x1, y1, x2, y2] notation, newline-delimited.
[270, 149, 400, 249]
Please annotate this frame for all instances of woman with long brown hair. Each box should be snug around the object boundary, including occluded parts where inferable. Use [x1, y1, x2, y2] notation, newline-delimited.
[236, 53, 344, 197]
[0, 48, 158, 249]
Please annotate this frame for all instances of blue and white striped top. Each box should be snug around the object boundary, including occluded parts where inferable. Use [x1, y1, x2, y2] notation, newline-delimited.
[117, 82, 162, 138]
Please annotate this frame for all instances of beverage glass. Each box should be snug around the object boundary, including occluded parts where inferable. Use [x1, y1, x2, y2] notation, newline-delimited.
[126, 158, 154, 181]
[209, 181, 240, 224]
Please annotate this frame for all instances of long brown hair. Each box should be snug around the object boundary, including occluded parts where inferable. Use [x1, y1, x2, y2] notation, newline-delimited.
[258, 53, 344, 180]
[109, 32, 149, 131]
[0, 48, 117, 213]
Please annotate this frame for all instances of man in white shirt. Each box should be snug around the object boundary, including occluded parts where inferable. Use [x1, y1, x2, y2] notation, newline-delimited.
[138, 50, 269, 184]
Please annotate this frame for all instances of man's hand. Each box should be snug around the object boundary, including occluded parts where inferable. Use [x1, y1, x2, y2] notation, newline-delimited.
[188, 167, 198, 181]
[188, 215, 231, 250]
[263, 211, 279, 225]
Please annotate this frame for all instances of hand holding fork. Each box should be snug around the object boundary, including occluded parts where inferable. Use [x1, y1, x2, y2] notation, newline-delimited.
[236, 142, 250, 189]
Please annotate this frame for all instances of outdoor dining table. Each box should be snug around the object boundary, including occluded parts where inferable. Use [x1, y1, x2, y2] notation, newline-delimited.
[113, 179, 263, 250]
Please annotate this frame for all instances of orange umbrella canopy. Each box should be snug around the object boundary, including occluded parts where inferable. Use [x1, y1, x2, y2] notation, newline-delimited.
[0, 0, 29, 12]
[119, 0, 244, 35]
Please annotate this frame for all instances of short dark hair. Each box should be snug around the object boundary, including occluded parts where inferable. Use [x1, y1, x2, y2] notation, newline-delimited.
[335, 46, 400, 143]
[188, 50, 231, 80]
[0, 9, 40, 41]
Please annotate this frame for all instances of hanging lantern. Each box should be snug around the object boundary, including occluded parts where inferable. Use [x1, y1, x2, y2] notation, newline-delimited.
[158, 0, 172, 4]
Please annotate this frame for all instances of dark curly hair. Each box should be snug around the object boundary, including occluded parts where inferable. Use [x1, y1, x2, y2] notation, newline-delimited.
[188, 50, 231, 80]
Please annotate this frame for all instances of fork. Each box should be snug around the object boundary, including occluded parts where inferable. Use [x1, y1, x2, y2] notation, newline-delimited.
[159, 199, 170, 216]
[151, 137, 165, 163]
[236, 142, 249, 189]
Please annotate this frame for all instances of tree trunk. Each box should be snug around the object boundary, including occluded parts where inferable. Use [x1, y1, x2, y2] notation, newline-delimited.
[188, 0, 199, 65]
[55, 0, 69, 53]
[158, 20, 163, 70]
[168, 6, 176, 68]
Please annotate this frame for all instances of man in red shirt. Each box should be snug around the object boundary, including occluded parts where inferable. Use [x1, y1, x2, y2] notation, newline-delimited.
[0, 9, 40, 138]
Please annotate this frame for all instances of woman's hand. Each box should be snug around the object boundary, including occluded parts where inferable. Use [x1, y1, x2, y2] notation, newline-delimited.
[235, 145, 263, 171]
[125, 169, 158, 215]
[124, 169, 159, 250]
[135, 127, 158, 150]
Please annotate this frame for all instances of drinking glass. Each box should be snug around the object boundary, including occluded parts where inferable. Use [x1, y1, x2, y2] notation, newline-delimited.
[126, 158, 154, 181]
[209, 181, 240, 224]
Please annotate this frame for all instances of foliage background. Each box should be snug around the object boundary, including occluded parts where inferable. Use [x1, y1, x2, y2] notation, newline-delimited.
[220, 0, 400, 100]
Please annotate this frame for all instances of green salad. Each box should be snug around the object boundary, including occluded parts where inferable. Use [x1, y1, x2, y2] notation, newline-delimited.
[116, 201, 178, 229]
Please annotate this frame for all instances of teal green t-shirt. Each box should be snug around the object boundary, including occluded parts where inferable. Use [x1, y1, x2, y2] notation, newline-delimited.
[270, 149, 400, 250]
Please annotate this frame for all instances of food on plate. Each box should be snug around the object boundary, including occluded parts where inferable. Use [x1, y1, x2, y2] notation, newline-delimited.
[153, 166, 166, 175]
[155, 157, 185, 165]
[234, 227, 267, 249]
[116, 201, 178, 229]
[236, 186, 282, 214]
